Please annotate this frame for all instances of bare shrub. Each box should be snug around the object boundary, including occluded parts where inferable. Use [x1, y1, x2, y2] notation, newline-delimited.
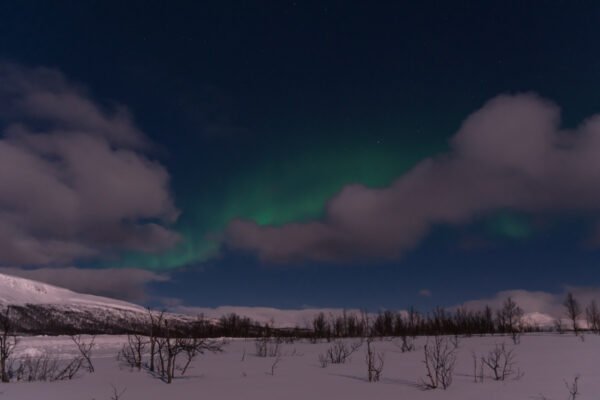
[153, 321, 225, 384]
[118, 334, 147, 371]
[420, 336, 456, 390]
[364, 337, 384, 382]
[481, 343, 519, 381]
[53, 356, 84, 381]
[395, 335, 415, 352]
[71, 335, 95, 373]
[565, 375, 580, 400]
[13, 352, 83, 382]
[176, 337, 225, 376]
[320, 339, 362, 365]
[13, 353, 59, 381]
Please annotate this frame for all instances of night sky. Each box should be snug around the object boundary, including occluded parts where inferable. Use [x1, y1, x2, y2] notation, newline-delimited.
[1, 1, 600, 313]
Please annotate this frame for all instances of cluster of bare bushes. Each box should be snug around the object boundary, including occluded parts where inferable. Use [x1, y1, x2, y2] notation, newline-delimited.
[118, 311, 226, 384]
[0, 306, 96, 384]
[472, 343, 523, 382]
[10, 352, 84, 382]
[420, 335, 456, 390]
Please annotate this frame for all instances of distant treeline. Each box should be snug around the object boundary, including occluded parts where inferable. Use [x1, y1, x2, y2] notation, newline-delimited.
[4, 292, 598, 338]
[210, 297, 542, 339]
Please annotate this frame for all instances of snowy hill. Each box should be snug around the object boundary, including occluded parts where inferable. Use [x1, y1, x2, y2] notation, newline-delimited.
[0, 272, 145, 312]
[0, 272, 189, 334]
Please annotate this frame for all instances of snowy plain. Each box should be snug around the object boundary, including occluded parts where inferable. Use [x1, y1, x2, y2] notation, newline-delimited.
[0, 333, 597, 400]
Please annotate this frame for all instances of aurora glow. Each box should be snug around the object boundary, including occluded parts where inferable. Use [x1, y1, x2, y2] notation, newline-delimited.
[116, 135, 448, 269]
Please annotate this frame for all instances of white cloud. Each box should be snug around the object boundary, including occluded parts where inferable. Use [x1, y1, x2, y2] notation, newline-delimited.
[0, 63, 180, 266]
[225, 93, 600, 263]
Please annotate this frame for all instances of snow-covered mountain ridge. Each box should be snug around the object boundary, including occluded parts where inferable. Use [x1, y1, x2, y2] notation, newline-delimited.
[0, 272, 193, 334]
[0, 272, 144, 312]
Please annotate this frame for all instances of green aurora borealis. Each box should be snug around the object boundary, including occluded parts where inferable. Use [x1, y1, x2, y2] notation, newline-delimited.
[115, 128, 534, 271]
[116, 133, 448, 270]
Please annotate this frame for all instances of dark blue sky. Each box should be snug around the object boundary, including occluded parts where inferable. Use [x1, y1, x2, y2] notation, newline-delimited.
[1, 1, 600, 310]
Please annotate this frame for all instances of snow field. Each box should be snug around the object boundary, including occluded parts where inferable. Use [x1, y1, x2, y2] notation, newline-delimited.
[1, 333, 597, 400]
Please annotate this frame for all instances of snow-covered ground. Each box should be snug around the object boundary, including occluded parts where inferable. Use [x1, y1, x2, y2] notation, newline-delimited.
[1, 333, 597, 400]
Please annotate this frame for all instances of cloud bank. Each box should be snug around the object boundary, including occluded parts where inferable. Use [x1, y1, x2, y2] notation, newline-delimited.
[0, 63, 180, 265]
[225, 93, 600, 263]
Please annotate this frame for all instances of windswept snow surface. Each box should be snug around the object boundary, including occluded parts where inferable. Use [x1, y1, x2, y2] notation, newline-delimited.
[1, 333, 598, 400]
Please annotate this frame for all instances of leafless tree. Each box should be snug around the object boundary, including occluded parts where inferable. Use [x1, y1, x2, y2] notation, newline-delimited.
[118, 334, 147, 371]
[364, 337, 384, 382]
[496, 297, 524, 344]
[0, 307, 18, 383]
[420, 336, 456, 390]
[565, 375, 580, 400]
[585, 300, 600, 333]
[71, 335, 95, 373]
[162, 320, 178, 384]
[564, 292, 582, 335]
[147, 309, 164, 373]
[155, 336, 167, 378]
[481, 343, 518, 381]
